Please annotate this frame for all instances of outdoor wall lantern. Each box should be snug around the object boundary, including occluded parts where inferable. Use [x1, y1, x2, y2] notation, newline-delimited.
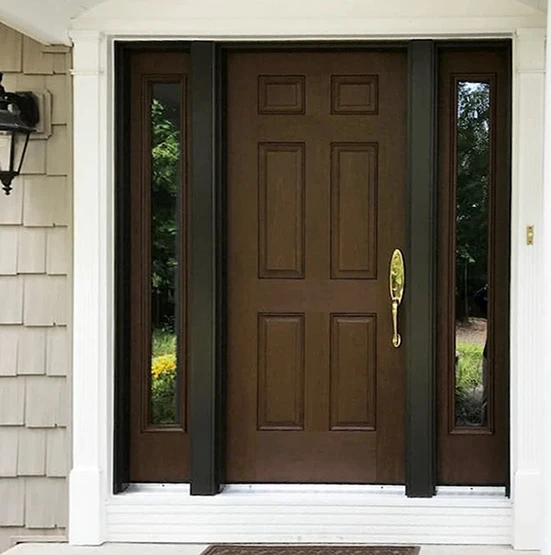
[0, 72, 39, 195]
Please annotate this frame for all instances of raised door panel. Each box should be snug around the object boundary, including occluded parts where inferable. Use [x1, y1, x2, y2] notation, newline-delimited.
[331, 75, 379, 115]
[257, 313, 305, 431]
[331, 143, 378, 279]
[258, 75, 306, 115]
[258, 143, 306, 279]
[330, 314, 377, 431]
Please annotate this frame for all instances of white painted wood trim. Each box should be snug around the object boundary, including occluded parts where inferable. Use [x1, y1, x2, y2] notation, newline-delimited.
[515, 0, 547, 13]
[72, 9, 545, 40]
[70, 15, 546, 38]
[0, 2, 72, 45]
[105, 485, 512, 545]
[68, 19, 547, 552]
[510, 27, 546, 551]
[69, 29, 111, 546]
[541, 7, 551, 555]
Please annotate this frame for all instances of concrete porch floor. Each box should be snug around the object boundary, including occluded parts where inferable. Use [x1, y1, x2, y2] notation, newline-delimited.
[2, 545, 540, 555]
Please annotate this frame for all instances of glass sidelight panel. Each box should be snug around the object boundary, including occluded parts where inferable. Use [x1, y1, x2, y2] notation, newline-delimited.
[149, 82, 183, 426]
[453, 79, 493, 430]
[127, 51, 190, 483]
[437, 48, 509, 486]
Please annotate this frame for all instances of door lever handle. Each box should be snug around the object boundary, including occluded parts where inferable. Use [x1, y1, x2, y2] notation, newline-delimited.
[389, 249, 405, 348]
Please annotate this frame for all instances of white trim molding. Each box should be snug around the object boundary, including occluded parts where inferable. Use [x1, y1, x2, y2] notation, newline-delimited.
[69, 29, 111, 546]
[541, 5, 551, 555]
[510, 27, 546, 551]
[515, 0, 547, 12]
[70, 17, 546, 39]
[106, 485, 512, 545]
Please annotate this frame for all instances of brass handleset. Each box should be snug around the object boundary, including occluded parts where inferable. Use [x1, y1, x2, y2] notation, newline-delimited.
[389, 249, 405, 348]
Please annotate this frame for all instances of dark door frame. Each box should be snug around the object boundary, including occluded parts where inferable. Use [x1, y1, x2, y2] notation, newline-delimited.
[114, 39, 511, 498]
[406, 40, 437, 497]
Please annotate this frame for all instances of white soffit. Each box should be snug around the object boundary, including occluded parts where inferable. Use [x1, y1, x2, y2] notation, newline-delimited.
[0, 0, 106, 44]
[0, 0, 546, 41]
[74, 0, 545, 21]
[515, 0, 547, 11]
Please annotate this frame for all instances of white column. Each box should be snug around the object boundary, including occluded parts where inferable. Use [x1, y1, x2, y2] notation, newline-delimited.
[511, 29, 546, 551]
[542, 9, 551, 555]
[68, 30, 111, 546]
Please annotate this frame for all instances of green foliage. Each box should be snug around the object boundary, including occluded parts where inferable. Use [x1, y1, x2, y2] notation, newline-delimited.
[151, 328, 177, 426]
[455, 341, 485, 427]
[455, 82, 490, 320]
[148, 89, 181, 425]
[151, 98, 180, 330]
[456, 342, 484, 390]
[151, 370, 177, 425]
[152, 328, 177, 358]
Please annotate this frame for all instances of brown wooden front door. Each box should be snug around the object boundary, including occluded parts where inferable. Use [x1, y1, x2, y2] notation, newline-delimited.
[226, 50, 408, 484]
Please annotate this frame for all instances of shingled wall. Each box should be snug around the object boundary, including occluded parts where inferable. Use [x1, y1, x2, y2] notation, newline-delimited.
[0, 23, 72, 553]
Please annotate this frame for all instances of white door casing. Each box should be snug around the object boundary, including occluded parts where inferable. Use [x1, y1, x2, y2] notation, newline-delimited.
[511, 28, 546, 550]
[541, 4, 551, 555]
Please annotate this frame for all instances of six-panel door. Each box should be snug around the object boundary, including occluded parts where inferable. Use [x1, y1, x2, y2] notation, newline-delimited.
[226, 51, 408, 483]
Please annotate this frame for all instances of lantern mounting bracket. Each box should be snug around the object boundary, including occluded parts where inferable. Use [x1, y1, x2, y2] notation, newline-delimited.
[0, 74, 39, 128]
[0, 72, 39, 195]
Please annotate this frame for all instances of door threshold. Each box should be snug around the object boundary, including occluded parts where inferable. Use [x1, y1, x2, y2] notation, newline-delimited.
[120, 482, 507, 499]
[106, 483, 511, 545]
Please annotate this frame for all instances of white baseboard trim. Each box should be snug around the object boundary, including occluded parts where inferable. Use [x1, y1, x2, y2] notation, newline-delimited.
[512, 470, 542, 550]
[105, 484, 512, 546]
[69, 467, 105, 545]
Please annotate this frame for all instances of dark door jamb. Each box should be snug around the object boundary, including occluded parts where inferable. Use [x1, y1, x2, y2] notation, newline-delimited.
[189, 41, 226, 495]
[113, 42, 132, 494]
[405, 40, 437, 497]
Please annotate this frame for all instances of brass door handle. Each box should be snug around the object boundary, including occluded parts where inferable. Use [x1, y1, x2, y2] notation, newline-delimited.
[389, 249, 405, 348]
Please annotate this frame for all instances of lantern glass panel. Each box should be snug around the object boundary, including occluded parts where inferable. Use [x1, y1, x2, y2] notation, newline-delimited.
[13, 131, 30, 174]
[0, 130, 13, 173]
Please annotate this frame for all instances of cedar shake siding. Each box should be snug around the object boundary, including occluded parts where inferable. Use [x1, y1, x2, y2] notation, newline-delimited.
[0, 23, 72, 553]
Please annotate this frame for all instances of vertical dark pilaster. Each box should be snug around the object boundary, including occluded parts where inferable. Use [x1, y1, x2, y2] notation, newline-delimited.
[406, 40, 437, 497]
[190, 41, 225, 495]
[113, 42, 131, 494]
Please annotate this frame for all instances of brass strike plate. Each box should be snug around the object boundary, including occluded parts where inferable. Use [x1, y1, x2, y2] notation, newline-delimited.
[527, 225, 534, 246]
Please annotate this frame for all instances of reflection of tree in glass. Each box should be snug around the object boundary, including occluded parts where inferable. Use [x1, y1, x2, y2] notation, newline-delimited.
[456, 82, 490, 322]
[150, 95, 180, 426]
[454, 82, 490, 428]
[151, 97, 180, 332]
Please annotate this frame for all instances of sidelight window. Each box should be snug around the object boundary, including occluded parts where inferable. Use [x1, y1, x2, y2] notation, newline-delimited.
[452, 78, 495, 431]
[149, 82, 184, 426]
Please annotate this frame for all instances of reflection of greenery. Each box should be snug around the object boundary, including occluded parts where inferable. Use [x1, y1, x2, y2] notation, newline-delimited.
[151, 368, 177, 425]
[149, 95, 180, 426]
[151, 97, 180, 331]
[151, 329, 177, 425]
[152, 327, 177, 358]
[456, 342, 484, 427]
[456, 83, 490, 320]
[456, 342, 483, 389]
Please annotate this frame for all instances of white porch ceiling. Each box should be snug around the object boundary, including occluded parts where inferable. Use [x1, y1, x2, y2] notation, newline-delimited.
[0, 0, 107, 44]
[0, 0, 547, 45]
[516, 0, 547, 10]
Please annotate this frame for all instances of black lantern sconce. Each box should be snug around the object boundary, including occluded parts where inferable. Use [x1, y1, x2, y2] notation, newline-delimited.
[0, 72, 39, 195]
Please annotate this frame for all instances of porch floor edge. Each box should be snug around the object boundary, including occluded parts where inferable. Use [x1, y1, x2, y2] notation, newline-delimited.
[2, 545, 536, 555]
